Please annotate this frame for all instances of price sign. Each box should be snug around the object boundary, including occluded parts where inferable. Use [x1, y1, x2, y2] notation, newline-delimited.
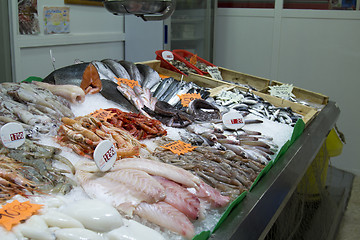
[190, 54, 198, 65]
[115, 77, 140, 89]
[178, 93, 202, 107]
[206, 66, 223, 81]
[162, 51, 174, 61]
[0, 200, 43, 231]
[160, 140, 196, 155]
[0, 123, 25, 148]
[268, 84, 295, 100]
[90, 109, 116, 121]
[159, 74, 170, 79]
[222, 111, 245, 130]
[93, 140, 117, 171]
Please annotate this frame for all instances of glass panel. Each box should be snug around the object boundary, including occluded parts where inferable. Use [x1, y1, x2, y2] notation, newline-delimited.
[218, 0, 275, 8]
[169, 0, 215, 61]
[283, 0, 357, 10]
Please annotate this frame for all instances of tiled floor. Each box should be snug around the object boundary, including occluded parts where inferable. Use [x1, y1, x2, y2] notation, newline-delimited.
[336, 176, 360, 240]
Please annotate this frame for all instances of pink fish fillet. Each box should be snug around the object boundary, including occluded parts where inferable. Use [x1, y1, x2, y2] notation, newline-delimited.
[194, 181, 230, 208]
[106, 169, 166, 203]
[112, 158, 201, 188]
[135, 201, 195, 240]
[154, 176, 200, 220]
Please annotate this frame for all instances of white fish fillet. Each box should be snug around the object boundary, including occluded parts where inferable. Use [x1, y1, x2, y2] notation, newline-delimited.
[76, 170, 142, 216]
[106, 169, 166, 203]
[113, 158, 201, 188]
[135, 202, 195, 240]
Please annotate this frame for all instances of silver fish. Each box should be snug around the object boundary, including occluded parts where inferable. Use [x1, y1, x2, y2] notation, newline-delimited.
[136, 64, 161, 90]
[102, 59, 131, 80]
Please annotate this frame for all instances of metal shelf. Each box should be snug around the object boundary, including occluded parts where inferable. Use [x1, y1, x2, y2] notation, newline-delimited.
[209, 101, 341, 240]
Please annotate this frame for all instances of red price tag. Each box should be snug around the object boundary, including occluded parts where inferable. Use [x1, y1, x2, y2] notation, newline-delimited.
[0, 200, 43, 231]
[10, 132, 24, 141]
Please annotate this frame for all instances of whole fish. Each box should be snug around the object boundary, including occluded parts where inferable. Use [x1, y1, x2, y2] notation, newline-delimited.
[101, 59, 131, 80]
[99, 79, 139, 113]
[152, 77, 174, 99]
[119, 60, 143, 84]
[42, 62, 89, 86]
[167, 82, 194, 106]
[158, 79, 182, 102]
[136, 64, 161, 90]
[91, 61, 118, 82]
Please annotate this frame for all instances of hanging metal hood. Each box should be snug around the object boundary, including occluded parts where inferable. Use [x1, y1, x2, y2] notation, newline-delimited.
[103, 0, 176, 21]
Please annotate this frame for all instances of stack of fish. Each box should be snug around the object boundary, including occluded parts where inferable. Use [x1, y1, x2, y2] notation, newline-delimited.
[211, 88, 303, 126]
[75, 158, 230, 239]
[0, 82, 74, 137]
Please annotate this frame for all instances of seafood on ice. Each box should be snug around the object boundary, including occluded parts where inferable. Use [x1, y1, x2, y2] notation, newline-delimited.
[8, 197, 165, 240]
[0, 82, 74, 136]
[0, 139, 76, 202]
[56, 115, 146, 160]
[185, 122, 278, 165]
[211, 88, 303, 126]
[153, 137, 266, 200]
[75, 158, 230, 239]
[104, 108, 167, 140]
[33, 81, 86, 104]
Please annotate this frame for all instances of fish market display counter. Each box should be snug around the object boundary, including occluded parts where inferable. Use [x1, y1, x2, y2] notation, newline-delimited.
[209, 101, 340, 240]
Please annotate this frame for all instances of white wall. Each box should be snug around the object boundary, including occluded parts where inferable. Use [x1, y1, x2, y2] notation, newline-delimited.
[9, 0, 125, 82]
[215, 8, 360, 175]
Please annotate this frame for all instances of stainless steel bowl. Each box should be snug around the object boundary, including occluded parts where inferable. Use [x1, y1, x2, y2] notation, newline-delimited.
[103, 0, 176, 21]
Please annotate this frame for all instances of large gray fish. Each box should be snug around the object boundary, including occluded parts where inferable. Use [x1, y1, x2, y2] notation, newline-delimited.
[91, 61, 118, 82]
[42, 62, 89, 85]
[135, 64, 161, 90]
[101, 59, 131, 80]
[99, 79, 139, 113]
[119, 60, 143, 84]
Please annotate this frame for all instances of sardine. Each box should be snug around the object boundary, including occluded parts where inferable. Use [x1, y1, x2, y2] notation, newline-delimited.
[152, 77, 174, 99]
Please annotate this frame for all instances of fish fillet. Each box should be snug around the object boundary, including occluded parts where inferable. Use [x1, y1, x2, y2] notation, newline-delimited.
[76, 170, 143, 216]
[106, 169, 166, 203]
[112, 158, 201, 188]
[194, 181, 230, 208]
[135, 202, 195, 240]
[154, 176, 200, 220]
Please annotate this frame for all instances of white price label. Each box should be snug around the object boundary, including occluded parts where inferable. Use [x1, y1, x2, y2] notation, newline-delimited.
[268, 84, 295, 100]
[222, 111, 245, 130]
[93, 140, 117, 172]
[0, 123, 25, 148]
[206, 66, 223, 80]
[162, 51, 174, 61]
